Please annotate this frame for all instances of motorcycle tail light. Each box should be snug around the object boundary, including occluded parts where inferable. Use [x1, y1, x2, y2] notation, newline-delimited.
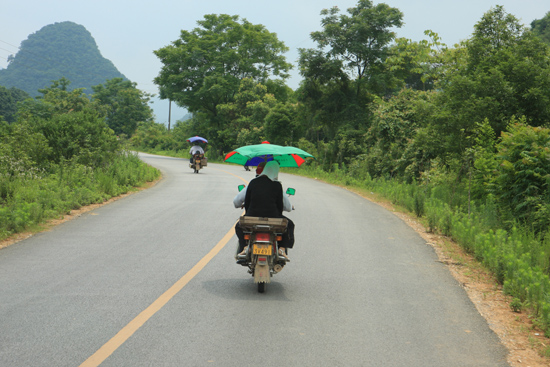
[259, 257, 267, 261]
[255, 233, 270, 241]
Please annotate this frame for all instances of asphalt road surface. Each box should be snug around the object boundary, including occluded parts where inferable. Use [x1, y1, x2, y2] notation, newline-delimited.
[0, 153, 510, 366]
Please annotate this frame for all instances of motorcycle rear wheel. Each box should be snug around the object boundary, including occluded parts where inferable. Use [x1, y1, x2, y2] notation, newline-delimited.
[257, 282, 265, 293]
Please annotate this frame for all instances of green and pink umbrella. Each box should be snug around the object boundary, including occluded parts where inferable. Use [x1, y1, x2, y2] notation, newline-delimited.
[224, 143, 314, 168]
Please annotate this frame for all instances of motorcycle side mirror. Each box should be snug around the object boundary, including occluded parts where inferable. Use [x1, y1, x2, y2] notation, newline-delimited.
[238, 184, 246, 192]
[286, 187, 296, 196]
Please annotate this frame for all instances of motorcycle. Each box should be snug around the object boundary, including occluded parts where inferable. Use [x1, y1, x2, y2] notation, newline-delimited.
[190, 153, 207, 173]
[236, 185, 295, 293]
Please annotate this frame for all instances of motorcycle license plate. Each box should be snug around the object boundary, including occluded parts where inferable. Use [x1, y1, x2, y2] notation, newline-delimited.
[253, 244, 272, 255]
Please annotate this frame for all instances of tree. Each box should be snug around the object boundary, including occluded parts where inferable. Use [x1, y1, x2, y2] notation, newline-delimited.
[296, 48, 357, 142]
[16, 79, 119, 168]
[495, 120, 550, 232]
[432, 6, 550, 156]
[310, 0, 403, 98]
[362, 89, 437, 179]
[295, 0, 404, 166]
[385, 30, 446, 92]
[216, 78, 276, 150]
[0, 86, 30, 123]
[153, 13, 292, 150]
[531, 11, 550, 45]
[17, 77, 91, 121]
[264, 102, 300, 145]
[92, 78, 153, 136]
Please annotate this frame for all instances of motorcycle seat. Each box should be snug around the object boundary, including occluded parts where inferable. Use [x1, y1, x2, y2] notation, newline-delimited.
[239, 216, 288, 232]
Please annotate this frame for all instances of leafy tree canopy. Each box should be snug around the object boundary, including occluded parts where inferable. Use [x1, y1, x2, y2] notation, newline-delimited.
[433, 6, 550, 155]
[296, 0, 404, 149]
[0, 86, 30, 123]
[153, 14, 292, 125]
[310, 0, 404, 97]
[385, 30, 446, 92]
[495, 120, 550, 232]
[531, 11, 550, 45]
[16, 78, 119, 168]
[92, 78, 154, 136]
[216, 78, 276, 150]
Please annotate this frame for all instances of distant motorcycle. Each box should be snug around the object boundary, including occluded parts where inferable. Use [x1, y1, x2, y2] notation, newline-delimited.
[190, 153, 206, 173]
[236, 186, 295, 293]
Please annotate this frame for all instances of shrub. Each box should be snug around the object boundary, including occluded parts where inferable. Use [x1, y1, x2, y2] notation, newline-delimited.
[495, 121, 550, 233]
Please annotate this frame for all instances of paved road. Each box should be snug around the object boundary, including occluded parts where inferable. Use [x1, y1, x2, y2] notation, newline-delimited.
[0, 153, 509, 366]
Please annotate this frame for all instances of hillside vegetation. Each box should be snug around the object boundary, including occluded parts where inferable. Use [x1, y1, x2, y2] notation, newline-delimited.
[0, 79, 159, 243]
[0, 21, 127, 96]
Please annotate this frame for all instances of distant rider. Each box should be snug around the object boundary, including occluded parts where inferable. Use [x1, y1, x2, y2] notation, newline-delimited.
[189, 144, 204, 163]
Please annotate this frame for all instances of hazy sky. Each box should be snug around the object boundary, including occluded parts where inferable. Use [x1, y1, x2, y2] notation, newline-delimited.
[1, 0, 548, 124]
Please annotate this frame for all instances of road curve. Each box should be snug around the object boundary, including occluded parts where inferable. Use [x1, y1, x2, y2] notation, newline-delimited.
[0, 153, 509, 366]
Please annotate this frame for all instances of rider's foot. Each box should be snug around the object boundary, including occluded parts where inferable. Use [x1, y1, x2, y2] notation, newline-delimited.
[278, 247, 289, 260]
[238, 247, 247, 257]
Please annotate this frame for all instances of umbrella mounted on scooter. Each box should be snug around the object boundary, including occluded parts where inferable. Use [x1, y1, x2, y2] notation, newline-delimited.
[224, 143, 315, 168]
[187, 136, 208, 173]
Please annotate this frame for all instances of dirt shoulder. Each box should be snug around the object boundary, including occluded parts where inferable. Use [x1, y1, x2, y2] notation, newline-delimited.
[2, 176, 549, 366]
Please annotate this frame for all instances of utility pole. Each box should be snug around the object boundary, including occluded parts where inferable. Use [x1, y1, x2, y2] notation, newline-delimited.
[168, 99, 171, 131]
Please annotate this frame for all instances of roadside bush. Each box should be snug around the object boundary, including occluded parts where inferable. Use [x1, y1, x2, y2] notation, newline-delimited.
[22, 110, 119, 168]
[495, 121, 550, 233]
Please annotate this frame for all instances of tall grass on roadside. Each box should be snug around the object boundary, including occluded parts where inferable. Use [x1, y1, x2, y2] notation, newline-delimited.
[0, 151, 159, 241]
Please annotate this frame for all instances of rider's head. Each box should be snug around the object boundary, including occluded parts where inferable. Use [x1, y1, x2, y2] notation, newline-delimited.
[256, 161, 266, 175]
[260, 161, 280, 181]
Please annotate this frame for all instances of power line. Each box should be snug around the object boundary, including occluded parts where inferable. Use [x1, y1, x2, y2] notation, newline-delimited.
[0, 39, 21, 49]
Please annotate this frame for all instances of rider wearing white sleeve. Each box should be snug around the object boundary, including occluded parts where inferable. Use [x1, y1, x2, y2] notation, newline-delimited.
[233, 161, 295, 259]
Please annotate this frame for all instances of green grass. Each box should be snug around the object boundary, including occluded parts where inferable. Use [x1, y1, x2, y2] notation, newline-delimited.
[0, 150, 160, 241]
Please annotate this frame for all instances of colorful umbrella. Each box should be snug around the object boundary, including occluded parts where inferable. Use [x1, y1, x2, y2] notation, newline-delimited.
[187, 136, 208, 143]
[224, 144, 314, 168]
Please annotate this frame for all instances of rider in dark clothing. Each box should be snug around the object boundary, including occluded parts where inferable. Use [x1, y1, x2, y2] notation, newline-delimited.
[244, 175, 283, 218]
[234, 161, 295, 259]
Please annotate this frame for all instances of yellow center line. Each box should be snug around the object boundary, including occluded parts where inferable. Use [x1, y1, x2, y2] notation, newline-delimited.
[80, 226, 235, 367]
[80, 166, 248, 367]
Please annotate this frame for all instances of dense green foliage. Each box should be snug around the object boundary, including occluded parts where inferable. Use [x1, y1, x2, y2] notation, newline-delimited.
[0, 21, 127, 97]
[310, 0, 404, 98]
[153, 14, 292, 155]
[0, 86, 29, 123]
[495, 122, 550, 232]
[532, 11, 550, 45]
[92, 78, 154, 136]
[0, 79, 159, 241]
